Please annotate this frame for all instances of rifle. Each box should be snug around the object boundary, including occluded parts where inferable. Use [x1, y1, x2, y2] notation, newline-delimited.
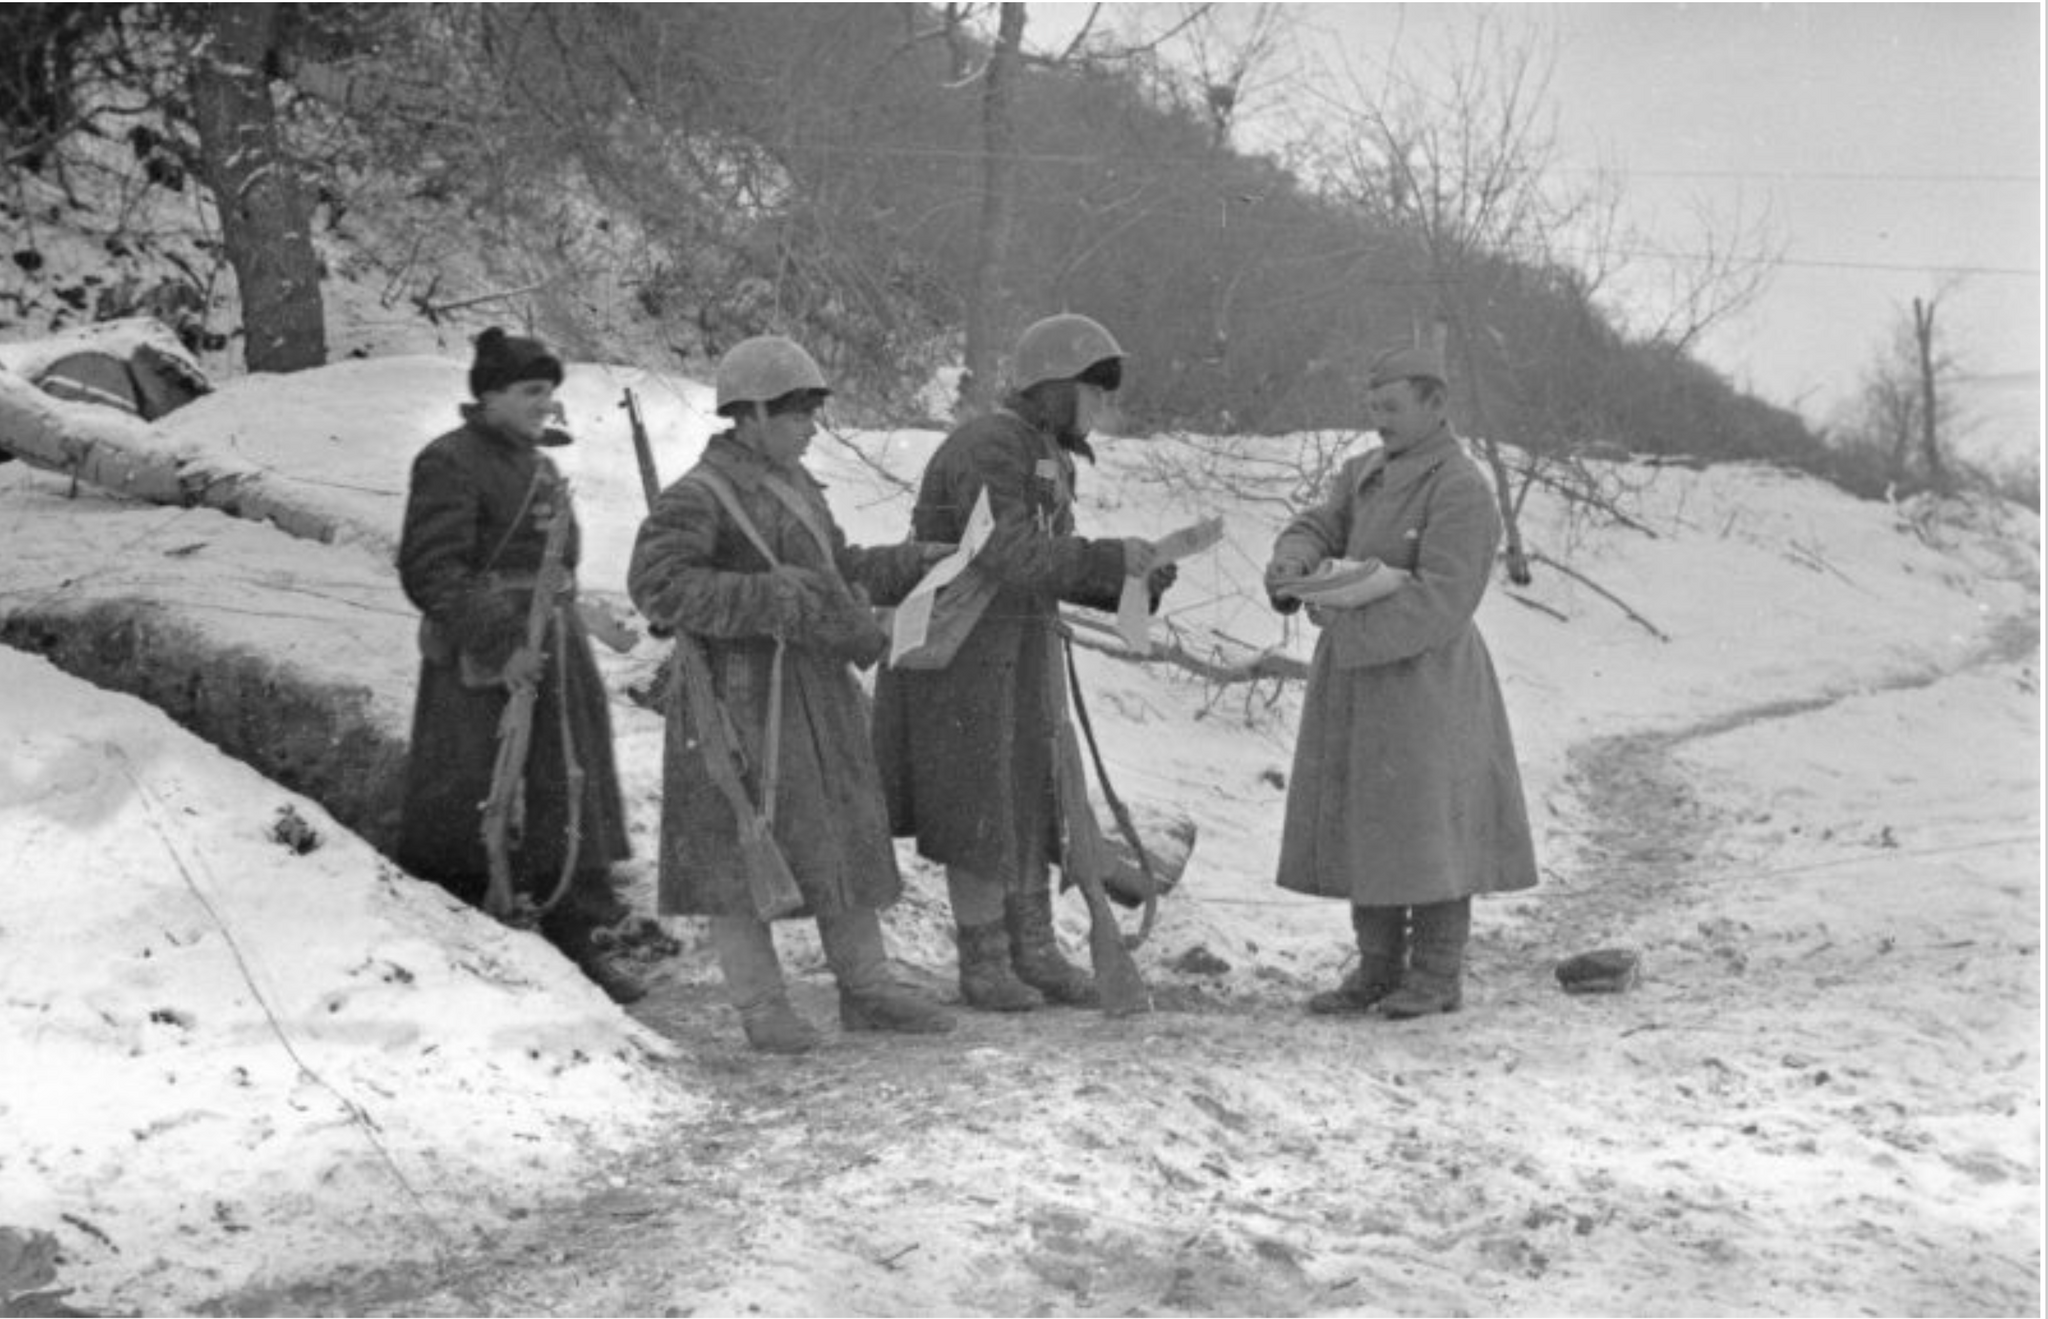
[621, 388, 803, 921]
[1046, 630, 1152, 1016]
[478, 489, 583, 923]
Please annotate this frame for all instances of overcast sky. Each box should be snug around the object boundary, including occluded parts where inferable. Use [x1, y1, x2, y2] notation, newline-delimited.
[1037, 3, 2042, 428]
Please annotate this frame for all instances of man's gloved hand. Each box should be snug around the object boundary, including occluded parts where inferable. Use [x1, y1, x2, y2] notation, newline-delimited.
[1146, 562, 1178, 614]
[498, 646, 544, 689]
[770, 565, 887, 667]
[813, 577, 889, 669]
[1263, 557, 1310, 615]
[767, 566, 831, 637]
[577, 598, 640, 653]
[460, 592, 527, 669]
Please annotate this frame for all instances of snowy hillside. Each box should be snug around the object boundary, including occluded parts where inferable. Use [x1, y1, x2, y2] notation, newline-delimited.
[1, 345, 2039, 1314]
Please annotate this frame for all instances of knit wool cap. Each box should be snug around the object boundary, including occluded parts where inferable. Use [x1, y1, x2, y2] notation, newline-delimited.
[1366, 343, 1447, 390]
[469, 326, 564, 398]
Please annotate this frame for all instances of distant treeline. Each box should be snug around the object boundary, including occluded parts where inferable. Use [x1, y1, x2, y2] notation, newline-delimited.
[4, 3, 1840, 480]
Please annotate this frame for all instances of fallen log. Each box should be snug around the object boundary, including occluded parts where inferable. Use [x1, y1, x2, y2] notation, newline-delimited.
[0, 369, 347, 546]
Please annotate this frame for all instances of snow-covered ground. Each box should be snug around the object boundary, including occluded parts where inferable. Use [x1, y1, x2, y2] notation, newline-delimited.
[2, 348, 2041, 1315]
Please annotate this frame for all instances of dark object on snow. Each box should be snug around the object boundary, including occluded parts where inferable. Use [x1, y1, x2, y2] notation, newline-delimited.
[0, 1224, 92, 1317]
[270, 803, 322, 855]
[1097, 801, 1196, 911]
[33, 342, 208, 420]
[1172, 945, 1230, 977]
[1555, 947, 1641, 994]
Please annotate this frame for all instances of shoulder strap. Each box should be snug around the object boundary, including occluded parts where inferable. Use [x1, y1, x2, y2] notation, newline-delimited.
[757, 471, 839, 566]
[688, 466, 781, 569]
[682, 465, 790, 832]
[479, 460, 548, 574]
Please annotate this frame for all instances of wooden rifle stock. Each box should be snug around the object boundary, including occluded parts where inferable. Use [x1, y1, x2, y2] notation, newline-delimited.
[1046, 632, 1151, 1015]
[621, 389, 803, 921]
[479, 497, 579, 923]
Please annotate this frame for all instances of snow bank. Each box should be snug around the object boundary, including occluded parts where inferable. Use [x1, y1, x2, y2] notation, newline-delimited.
[0, 647, 693, 1312]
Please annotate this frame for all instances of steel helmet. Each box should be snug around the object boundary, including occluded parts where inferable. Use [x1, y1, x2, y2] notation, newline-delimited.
[1010, 313, 1124, 393]
[715, 336, 830, 416]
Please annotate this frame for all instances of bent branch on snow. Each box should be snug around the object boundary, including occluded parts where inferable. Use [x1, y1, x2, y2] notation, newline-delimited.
[1062, 609, 1310, 684]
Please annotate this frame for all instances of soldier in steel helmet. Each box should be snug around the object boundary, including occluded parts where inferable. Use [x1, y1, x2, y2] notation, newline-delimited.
[627, 335, 956, 1054]
[871, 313, 1178, 1012]
[1263, 342, 1539, 1020]
[396, 326, 643, 1004]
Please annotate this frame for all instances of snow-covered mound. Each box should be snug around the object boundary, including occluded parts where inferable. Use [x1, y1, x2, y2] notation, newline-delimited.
[0, 645, 693, 1312]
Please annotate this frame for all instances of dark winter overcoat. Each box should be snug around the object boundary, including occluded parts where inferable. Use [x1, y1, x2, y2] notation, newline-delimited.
[870, 406, 1129, 881]
[626, 433, 931, 919]
[1273, 425, 1539, 905]
[395, 410, 630, 906]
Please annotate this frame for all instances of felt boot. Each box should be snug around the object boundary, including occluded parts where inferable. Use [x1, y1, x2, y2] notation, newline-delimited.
[1306, 904, 1406, 1016]
[955, 921, 1043, 1011]
[948, 865, 1041, 1011]
[820, 905, 955, 1035]
[739, 999, 824, 1055]
[712, 914, 820, 1054]
[1379, 898, 1470, 1019]
[1006, 877, 1098, 1007]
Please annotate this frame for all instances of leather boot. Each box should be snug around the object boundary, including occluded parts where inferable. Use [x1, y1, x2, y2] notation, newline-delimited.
[1005, 878, 1098, 1007]
[1307, 905, 1406, 1015]
[819, 906, 955, 1035]
[1379, 898, 1470, 1019]
[955, 920, 1043, 1011]
[711, 914, 820, 1054]
[541, 900, 647, 1005]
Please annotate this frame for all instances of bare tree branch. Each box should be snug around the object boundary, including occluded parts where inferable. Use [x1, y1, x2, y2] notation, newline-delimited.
[1527, 549, 1669, 642]
[1061, 609, 1309, 684]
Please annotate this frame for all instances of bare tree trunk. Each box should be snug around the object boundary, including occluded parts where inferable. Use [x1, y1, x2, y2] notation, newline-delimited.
[940, 2, 975, 82]
[1912, 296, 1947, 492]
[961, 2, 1025, 415]
[188, 3, 327, 374]
[1887, 381, 1912, 481]
[1441, 314, 1532, 584]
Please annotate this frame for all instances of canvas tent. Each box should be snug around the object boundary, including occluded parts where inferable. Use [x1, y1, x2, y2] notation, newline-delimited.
[32, 340, 207, 420]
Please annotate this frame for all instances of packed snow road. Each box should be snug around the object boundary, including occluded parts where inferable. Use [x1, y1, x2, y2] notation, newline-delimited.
[217, 633, 2041, 1319]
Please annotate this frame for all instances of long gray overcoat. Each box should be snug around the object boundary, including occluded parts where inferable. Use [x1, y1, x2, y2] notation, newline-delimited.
[626, 434, 930, 919]
[395, 411, 630, 906]
[1273, 425, 1539, 905]
[870, 405, 1128, 881]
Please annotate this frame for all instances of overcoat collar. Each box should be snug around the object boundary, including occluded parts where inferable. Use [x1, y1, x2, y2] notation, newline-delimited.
[457, 401, 571, 449]
[999, 394, 1098, 464]
[702, 429, 826, 495]
[1354, 425, 1459, 496]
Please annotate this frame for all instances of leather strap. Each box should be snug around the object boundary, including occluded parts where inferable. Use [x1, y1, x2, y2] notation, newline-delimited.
[682, 464, 790, 826]
[688, 466, 782, 568]
[757, 471, 838, 567]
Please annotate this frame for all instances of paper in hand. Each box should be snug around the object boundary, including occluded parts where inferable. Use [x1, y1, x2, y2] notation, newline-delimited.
[1116, 514, 1225, 652]
[889, 488, 994, 665]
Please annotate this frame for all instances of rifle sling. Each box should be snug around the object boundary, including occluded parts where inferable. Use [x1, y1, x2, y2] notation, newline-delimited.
[679, 465, 800, 828]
